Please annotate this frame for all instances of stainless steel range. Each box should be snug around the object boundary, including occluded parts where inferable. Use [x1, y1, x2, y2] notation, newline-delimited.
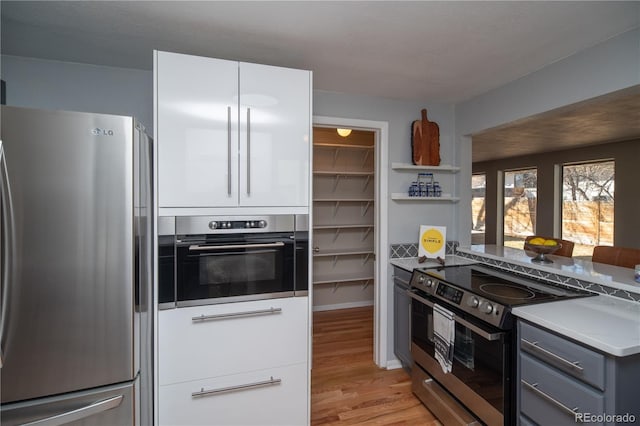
[408, 264, 594, 426]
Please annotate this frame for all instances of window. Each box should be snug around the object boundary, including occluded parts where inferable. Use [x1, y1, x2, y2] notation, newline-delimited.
[503, 168, 537, 248]
[471, 173, 486, 245]
[562, 160, 614, 257]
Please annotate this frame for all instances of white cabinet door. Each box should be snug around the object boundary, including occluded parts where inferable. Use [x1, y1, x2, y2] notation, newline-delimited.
[157, 51, 239, 208]
[158, 297, 308, 386]
[239, 62, 310, 207]
[158, 363, 308, 426]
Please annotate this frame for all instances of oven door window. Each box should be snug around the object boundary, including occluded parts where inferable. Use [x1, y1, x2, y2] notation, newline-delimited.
[411, 298, 509, 417]
[177, 238, 294, 302]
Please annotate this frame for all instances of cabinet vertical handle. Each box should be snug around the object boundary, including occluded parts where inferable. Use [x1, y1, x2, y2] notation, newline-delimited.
[227, 106, 232, 195]
[246, 107, 251, 195]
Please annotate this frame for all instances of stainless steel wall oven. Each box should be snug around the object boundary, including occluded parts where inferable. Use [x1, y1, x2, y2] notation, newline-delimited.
[158, 215, 308, 309]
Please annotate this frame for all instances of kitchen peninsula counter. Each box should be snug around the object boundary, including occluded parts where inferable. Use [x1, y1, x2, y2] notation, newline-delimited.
[456, 245, 640, 299]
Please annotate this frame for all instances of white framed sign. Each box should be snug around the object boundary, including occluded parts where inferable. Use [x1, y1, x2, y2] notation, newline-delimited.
[418, 225, 447, 259]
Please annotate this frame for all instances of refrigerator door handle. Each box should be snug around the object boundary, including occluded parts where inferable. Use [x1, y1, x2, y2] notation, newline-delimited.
[21, 395, 124, 426]
[0, 140, 16, 369]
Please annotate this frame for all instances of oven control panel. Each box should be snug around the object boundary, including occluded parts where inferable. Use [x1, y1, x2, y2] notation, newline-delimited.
[409, 269, 506, 328]
[436, 283, 463, 305]
[209, 220, 267, 230]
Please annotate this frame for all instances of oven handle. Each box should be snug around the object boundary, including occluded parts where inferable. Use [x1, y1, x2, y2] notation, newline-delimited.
[188, 242, 285, 251]
[407, 290, 503, 342]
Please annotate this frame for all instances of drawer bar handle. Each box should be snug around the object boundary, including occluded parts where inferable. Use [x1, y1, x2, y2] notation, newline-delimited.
[192, 376, 281, 398]
[521, 380, 581, 421]
[521, 338, 583, 372]
[192, 307, 282, 322]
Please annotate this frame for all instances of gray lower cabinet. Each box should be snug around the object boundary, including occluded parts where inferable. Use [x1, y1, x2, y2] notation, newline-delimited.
[518, 320, 640, 426]
[393, 266, 412, 368]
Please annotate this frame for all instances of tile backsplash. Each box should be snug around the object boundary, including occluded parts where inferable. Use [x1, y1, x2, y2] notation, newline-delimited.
[390, 241, 459, 259]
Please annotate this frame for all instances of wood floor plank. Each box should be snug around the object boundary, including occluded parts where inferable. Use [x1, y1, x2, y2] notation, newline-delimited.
[311, 307, 441, 425]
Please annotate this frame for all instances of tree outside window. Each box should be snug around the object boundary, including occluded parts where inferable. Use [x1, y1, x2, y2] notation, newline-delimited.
[562, 161, 614, 256]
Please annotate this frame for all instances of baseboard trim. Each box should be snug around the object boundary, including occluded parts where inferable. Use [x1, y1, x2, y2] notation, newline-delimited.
[312, 300, 374, 312]
[385, 358, 404, 370]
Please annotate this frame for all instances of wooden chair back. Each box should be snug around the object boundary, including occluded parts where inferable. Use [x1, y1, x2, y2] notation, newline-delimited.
[524, 236, 575, 258]
[592, 246, 640, 269]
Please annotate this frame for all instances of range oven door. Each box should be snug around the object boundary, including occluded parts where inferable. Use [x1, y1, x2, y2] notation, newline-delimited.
[175, 232, 295, 306]
[409, 289, 513, 426]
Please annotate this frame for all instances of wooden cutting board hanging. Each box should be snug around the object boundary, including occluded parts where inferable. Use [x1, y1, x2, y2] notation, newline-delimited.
[411, 109, 440, 166]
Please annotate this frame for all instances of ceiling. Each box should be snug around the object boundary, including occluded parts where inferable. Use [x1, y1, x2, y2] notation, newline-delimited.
[2, 1, 639, 160]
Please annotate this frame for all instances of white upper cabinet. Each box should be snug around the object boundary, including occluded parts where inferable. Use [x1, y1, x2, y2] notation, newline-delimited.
[155, 51, 311, 210]
[156, 51, 239, 208]
[239, 62, 310, 207]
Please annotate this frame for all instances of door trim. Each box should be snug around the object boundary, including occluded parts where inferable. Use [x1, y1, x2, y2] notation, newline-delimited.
[312, 115, 389, 368]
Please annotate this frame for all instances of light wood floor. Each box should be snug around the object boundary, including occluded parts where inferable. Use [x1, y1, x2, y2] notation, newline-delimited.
[311, 306, 441, 425]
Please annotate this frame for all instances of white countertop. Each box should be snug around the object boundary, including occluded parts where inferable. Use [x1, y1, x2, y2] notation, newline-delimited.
[457, 245, 640, 296]
[512, 295, 640, 356]
[390, 255, 478, 272]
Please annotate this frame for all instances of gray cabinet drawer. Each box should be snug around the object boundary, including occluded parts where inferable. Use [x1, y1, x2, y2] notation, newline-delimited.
[521, 353, 604, 426]
[392, 266, 412, 286]
[520, 321, 605, 390]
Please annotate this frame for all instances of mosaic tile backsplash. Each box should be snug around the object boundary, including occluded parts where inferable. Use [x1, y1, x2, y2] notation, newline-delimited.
[390, 241, 459, 259]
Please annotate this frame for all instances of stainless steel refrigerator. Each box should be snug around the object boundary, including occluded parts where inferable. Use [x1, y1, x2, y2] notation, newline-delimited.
[0, 106, 153, 425]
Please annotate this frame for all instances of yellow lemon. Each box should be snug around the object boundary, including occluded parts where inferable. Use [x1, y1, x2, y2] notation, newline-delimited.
[529, 237, 545, 245]
[543, 239, 558, 246]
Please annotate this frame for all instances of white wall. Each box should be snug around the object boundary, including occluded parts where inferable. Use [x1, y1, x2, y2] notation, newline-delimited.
[454, 28, 640, 247]
[1, 55, 153, 133]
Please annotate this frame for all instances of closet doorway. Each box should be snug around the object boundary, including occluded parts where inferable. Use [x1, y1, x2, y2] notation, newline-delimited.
[312, 116, 389, 367]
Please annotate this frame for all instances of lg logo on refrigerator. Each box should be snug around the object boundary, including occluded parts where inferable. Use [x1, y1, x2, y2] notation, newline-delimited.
[91, 128, 114, 136]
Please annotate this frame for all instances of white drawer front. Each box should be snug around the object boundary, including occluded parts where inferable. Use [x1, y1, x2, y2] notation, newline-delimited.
[159, 297, 308, 385]
[159, 363, 308, 426]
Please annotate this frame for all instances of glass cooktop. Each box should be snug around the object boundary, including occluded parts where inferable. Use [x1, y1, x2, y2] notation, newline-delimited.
[424, 264, 594, 307]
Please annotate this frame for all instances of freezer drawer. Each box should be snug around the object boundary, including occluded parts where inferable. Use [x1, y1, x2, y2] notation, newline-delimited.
[0, 381, 136, 426]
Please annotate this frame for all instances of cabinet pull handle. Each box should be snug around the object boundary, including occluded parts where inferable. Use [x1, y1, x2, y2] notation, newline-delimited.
[521, 380, 580, 421]
[227, 106, 232, 195]
[521, 338, 583, 372]
[192, 376, 281, 398]
[246, 107, 251, 195]
[191, 307, 282, 322]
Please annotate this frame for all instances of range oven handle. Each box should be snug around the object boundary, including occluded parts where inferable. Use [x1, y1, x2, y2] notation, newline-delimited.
[188, 242, 285, 251]
[407, 289, 503, 342]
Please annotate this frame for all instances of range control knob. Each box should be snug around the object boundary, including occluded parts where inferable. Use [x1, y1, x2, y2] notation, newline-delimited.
[480, 302, 494, 314]
[208, 221, 219, 230]
[426, 279, 434, 288]
[418, 275, 426, 284]
[245, 221, 252, 228]
[467, 296, 480, 308]
[258, 220, 267, 228]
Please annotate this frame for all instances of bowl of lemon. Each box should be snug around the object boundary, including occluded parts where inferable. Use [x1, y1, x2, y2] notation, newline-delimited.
[524, 237, 562, 263]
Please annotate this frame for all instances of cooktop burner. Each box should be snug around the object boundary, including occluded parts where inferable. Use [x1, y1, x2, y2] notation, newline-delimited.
[479, 283, 536, 300]
[409, 264, 594, 328]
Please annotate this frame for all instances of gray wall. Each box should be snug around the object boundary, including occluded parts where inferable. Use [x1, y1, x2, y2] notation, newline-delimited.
[455, 28, 640, 247]
[1, 55, 153, 133]
[473, 139, 640, 249]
